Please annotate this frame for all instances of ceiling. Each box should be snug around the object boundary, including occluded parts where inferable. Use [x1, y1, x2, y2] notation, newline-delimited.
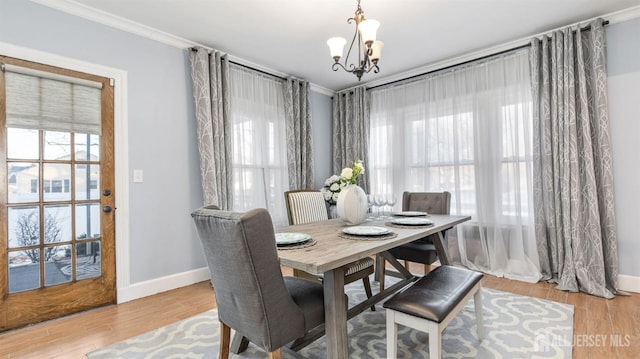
[38, 0, 640, 92]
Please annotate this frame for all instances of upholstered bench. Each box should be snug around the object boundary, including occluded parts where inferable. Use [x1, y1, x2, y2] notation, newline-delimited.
[383, 265, 484, 359]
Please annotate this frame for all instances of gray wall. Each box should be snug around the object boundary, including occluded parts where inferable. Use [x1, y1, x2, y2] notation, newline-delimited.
[310, 91, 334, 188]
[1, 0, 206, 284]
[606, 17, 640, 277]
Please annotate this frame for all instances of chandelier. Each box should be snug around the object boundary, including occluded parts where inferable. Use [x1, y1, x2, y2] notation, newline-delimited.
[326, 0, 383, 81]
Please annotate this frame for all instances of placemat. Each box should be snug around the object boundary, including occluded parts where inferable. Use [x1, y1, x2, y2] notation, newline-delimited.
[276, 238, 317, 250]
[385, 222, 434, 229]
[338, 232, 398, 241]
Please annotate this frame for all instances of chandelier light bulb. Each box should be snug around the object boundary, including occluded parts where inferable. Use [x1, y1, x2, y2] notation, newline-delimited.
[327, 37, 347, 61]
[369, 40, 384, 62]
[357, 19, 380, 46]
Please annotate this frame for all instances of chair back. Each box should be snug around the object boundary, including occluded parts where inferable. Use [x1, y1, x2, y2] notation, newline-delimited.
[284, 189, 329, 225]
[402, 191, 451, 215]
[191, 207, 305, 350]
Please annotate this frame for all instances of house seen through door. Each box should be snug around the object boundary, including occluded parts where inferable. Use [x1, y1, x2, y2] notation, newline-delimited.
[0, 56, 116, 332]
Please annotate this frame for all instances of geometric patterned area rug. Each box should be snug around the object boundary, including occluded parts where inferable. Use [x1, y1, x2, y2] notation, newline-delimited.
[87, 278, 574, 359]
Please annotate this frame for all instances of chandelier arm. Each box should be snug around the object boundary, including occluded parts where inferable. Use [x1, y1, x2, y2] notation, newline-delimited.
[365, 63, 380, 74]
[342, 18, 359, 71]
[332, 62, 358, 73]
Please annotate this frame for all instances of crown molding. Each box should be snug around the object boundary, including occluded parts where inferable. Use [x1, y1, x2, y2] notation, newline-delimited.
[30, 0, 335, 96]
[30, 0, 200, 48]
[364, 5, 640, 90]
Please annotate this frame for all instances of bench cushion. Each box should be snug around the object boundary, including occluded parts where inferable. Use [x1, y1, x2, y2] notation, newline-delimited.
[383, 265, 483, 323]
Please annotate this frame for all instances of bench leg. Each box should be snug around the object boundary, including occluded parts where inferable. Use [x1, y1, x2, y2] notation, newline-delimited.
[474, 288, 484, 340]
[428, 323, 441, 359]
[386, 310, 398, 359]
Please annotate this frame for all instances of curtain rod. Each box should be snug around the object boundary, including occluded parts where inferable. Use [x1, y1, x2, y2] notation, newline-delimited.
[367, 19, 609, 91]
[190, 47, 293, 82]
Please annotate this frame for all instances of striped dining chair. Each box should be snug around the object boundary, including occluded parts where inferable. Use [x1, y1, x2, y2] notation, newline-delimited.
[284, 189, 376, 310]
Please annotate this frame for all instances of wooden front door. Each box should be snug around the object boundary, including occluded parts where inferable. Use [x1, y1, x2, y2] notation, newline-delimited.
[0, 56, 116, 332]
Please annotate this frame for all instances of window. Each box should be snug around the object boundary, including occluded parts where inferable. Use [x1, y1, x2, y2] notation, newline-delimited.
[369, 49, 540, 281]
[370, 53, 534, 222]
[228, 66, 288, 225]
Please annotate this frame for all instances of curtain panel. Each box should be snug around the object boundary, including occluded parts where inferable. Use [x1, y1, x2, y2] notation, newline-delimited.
[228, 66, 289, 226]
[284, 78, 314, 189]
[530, 19, 619, 298]
[369, 50, 541, 283]
[333, 86, 370, 193]
[189, 47, 232, 209]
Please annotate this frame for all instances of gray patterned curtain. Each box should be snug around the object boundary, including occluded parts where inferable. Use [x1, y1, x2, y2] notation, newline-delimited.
[530, 19, 619, 298]
[188, 47, 233, 209]
[284, 78, 314, 189]
[332, 86, 370, 193]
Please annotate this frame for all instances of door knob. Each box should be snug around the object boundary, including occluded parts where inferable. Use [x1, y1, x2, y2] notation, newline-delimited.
[103, 206, 113, 213]
[102, 189, 111, 196]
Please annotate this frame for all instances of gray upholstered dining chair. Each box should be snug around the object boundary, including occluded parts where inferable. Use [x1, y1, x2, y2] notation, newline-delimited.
[284, 189, 376, 311]
[378, 191, 451, 290]
[191, 206, 326, 359]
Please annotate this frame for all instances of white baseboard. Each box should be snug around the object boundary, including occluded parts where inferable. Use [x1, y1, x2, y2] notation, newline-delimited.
[618, 274, 640, 294]
[114, 267, 638, 304]
[117, 267, 211, 303]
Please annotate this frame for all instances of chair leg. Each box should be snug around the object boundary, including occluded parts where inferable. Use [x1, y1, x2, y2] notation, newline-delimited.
[377, 256, 386, 291]
[362, 276, 376, 311]
[474, 288, 484, 340]
[219, 322, 231, 359]
[268, 348, 282, 359]
[230, 333, 249, 354]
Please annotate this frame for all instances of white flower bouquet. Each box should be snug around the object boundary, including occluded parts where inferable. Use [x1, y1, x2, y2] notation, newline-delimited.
[320, 160, 365, 205]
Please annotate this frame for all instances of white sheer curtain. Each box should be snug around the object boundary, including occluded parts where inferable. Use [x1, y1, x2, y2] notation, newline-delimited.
[229, 65, 289, 226]
[369, 50, 541, 282]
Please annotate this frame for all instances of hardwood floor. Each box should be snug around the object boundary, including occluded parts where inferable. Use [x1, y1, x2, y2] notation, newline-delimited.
[0, 266, 638, 358]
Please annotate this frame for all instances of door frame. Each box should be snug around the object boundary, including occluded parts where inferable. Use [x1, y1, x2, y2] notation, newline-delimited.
[0, 42, 131, 303]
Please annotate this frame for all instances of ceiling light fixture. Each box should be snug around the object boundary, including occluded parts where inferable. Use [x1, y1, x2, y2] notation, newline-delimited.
[327, 0, 383, 81]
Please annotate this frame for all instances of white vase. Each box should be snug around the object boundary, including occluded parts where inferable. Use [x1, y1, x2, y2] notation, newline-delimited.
[336, 184, 368, 225]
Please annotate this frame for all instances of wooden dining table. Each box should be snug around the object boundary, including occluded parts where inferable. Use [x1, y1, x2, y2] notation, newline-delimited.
[276, 214, 471, 358]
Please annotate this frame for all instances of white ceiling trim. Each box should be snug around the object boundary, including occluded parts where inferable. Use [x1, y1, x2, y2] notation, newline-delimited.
[30, 0, 200, 48]
[363, 4, 640, 91]
[29, 0, 335, 96]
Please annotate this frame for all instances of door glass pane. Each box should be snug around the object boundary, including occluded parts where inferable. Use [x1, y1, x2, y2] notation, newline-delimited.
[76, 241, 101, 280]
[7, 128, 38, 160]
[76, 203, 100, 239]
[8, 206, 39, 249]
[44, 131, 71, 160]
[75, 164, 100, 200]
[44, 204, 72, 244]
[9, 250, 40, 293]
[43, 163, 71, 201]
[44, 244, 72, 286]
[75, 133, 100, 161]
[8, 162, 39, 203]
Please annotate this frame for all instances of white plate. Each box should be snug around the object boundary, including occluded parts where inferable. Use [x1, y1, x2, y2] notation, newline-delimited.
[393, 211, 429, 217]
[391, 217, 434, 226]
[275, 232, 311, 245]
[342, 226, 391, 236]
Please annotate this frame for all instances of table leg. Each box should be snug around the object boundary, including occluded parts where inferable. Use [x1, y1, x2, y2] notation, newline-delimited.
[323, 266, 348, 359]
[432, 231, 451, 265]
